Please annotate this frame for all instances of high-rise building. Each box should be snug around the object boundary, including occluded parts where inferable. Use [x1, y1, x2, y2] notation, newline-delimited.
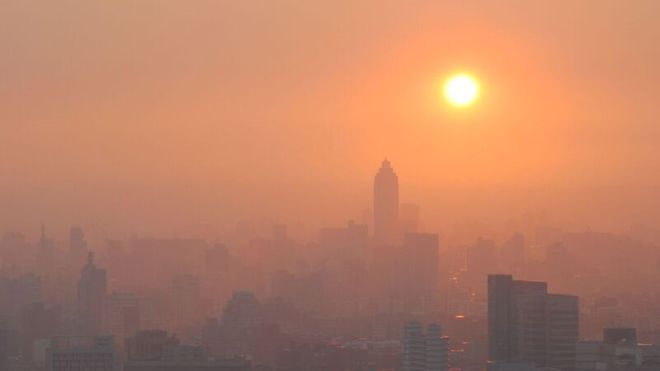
[403, 321, 449, 371]
[500, 233, 525, 275]
[373, 159, 399, 245]
[467, 238, 498, 286]
[488, 275, 518, 363]
[404, 322, 426, 371]
[319, 220, 368, 260]
[46, 336, 118, 371]
[0, 273, 42, 318]
[170, 274, 201, 328]
[402, 233, 440, 312]
[546, 294, 579, 371]
[426, 324, 449, 371]
[488, 274, 578, 371]
[78, 252, 107, 335]
[20, 302, 60, 365]
[124, 357, 251, 371]
[37, 224, 56, 275]
[603, 328, 637, 346]
[69, 226, 88, 266]
[0, 320, 18, 371]
[125, 330, 251, 371]
[400, 203, 421, 235]
[104, 292, 140, 340]
[576, 328, 654, 371]
[222, 291, 262, 330]
[126, 330, 180, 362]
[575, 340, 603, 371]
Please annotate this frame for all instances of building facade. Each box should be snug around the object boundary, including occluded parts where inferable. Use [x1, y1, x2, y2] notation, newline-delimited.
[403, 321, 449, 371]
[78, 253, 107, 335]
[46, 336, 118, 371]
[488, 274, 579, 371]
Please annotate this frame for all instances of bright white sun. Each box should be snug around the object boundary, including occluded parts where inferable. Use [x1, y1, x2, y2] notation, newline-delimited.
[443, 73, 480, 107]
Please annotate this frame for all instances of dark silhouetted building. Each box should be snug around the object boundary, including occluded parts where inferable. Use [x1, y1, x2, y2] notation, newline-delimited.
[78, 252, 107, 335]
[46, 336, 118, 371]
[0, 320, 18, 371]
[604, 328, 638, 346]
[403, 321, 449, 371]
[575, 328, 653, 371]
[488, 274, 578, 371]
[126, 330, 180, 362]
[20, 302, 60, 365]
[125, 330, 250, 371]
[69, 226, 88, 266]
[374, 159, 399, 245]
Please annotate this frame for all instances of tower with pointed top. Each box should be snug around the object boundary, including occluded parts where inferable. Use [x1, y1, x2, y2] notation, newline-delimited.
[373, 159, 399, 245]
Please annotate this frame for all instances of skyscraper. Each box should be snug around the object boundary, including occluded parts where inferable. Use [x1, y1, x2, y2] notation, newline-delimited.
[78, 252, 107, 336]
[466, 237, 498, 286]
[69, 226, 88, 265]
[37, 224, 55, 275]
[488, 274, 578, 371]
[46, 336, 118, 371]
[488, 275, 517, 363]
[373, 159, 399, 245]
[402, 233, 440, 312]
[546, 294, 580, 371]
[403, 321, 449, 371]
[104, 292, 140, 340]
[319, 220, 368, 260]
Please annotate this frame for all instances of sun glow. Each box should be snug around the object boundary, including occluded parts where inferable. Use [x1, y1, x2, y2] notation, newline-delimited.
[443, 73, 480, 107]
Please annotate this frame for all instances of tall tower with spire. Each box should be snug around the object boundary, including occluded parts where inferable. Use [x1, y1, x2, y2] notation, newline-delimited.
[373, 159, 399, 245]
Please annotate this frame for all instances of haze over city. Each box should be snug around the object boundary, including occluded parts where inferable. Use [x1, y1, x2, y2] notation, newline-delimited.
[4, 1, 660, 237]
[2, 1, 660, 371]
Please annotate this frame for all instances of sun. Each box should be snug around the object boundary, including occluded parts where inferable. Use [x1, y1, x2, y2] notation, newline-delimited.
[443, 73, 480, 107]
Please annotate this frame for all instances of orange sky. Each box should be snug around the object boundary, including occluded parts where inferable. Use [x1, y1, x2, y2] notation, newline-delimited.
[2, 1, 660, 237]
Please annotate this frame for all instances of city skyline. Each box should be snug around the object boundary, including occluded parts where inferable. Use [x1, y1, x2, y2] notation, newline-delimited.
[3, 2, 660, 371]
[0, 161, 658, 370]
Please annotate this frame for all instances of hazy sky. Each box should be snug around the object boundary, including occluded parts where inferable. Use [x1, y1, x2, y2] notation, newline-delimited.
[2, 1, 660, 237]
